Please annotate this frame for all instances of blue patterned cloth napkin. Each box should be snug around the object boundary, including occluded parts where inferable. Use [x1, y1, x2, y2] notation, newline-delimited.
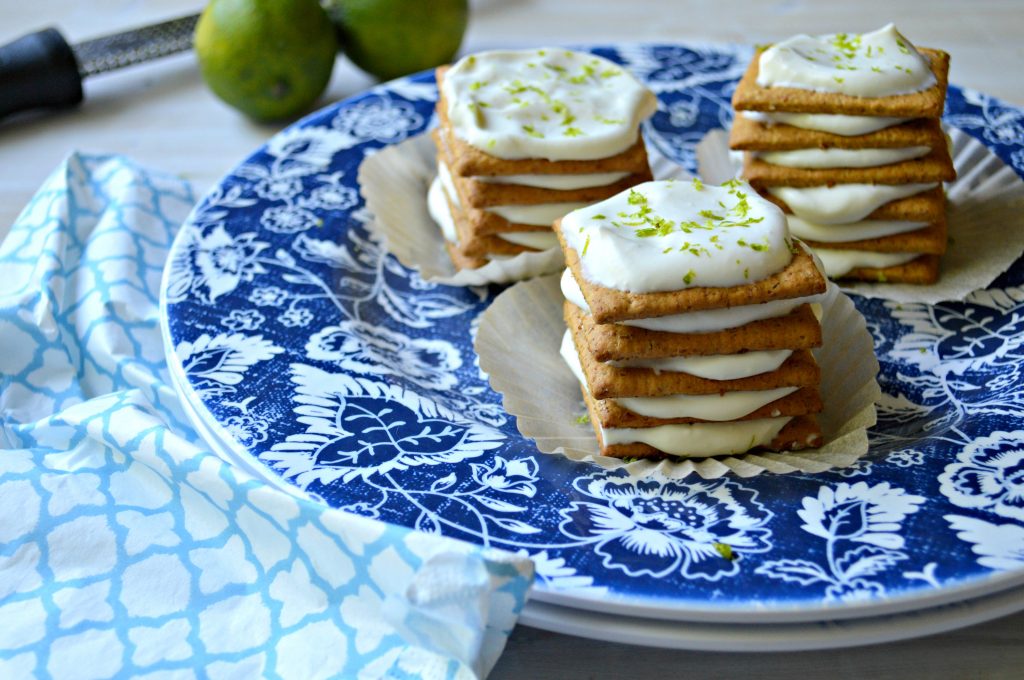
[0, 153, 534, 679]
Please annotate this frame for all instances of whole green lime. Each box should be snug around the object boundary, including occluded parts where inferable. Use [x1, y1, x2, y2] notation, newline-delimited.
[195, 0, 338, 121]
[322, 0, 468, 81]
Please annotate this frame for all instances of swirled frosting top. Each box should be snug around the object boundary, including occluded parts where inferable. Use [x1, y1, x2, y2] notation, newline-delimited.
[560, 179, 792, 293]
[442, 49, 657, 161]
[757, 24, 936, 97]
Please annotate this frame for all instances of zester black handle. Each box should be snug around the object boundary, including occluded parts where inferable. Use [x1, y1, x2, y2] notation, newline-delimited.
[0, 28, 83, 119]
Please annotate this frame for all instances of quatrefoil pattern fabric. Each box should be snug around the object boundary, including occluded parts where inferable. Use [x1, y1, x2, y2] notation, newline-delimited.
[0, 154, 533, 680]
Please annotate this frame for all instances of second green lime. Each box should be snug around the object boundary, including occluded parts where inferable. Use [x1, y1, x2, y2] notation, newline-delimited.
[323, 0, 468, 81]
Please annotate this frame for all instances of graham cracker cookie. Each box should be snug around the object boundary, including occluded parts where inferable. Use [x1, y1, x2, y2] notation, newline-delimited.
[557, 228, 828, 323]
[831, 253, 941, 284]
[802, 219, 947, 255]
[761, 186, 947, 223]
[742, 146, 955, 189]
[589, 413, 823, 458]
[565, 301, 823, 362]
[584, 383, 823, 428]
[729, 115, 946, 151]
[731, 47, 950, 118]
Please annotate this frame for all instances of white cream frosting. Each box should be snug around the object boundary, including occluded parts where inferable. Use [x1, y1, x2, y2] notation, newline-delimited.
[443, 49, 657, 161]
[814, 249, 921, 277]
[428, 177, 458, 243]
[497, 230, 559, 250]
[610, 349, 793, 380]
[560, 179, 792, 293]
[598, 417, 792, 456]
[487, 201, 588, 226]
[755, 146, 930, 169]
[477, 171, 630, 190]
[559, 330, 796, 421]
[757, 24, 937, 97]
[560, 268, 822, 334]
[616, 387, 797, 420]
[741, 110, 911, 136]
[768, 183, 938, 225]
[787, 215, 929, 243]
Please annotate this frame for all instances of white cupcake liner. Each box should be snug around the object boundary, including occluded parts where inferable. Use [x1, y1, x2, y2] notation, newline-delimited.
[359, 132, 688, 287]
[696, 127, 1024, 303]
[476, 274, 879, 480]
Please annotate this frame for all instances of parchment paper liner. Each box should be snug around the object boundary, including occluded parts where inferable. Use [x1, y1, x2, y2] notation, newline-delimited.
[696, 127, 1024, 303]
[476, 274, 879, 480]
[359, 132, 688, 287]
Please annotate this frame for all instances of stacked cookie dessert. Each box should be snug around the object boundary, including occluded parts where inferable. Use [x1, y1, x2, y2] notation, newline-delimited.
[428, 48, 657, 271]
[730, 24, 955, 284]
[556, 178, 828, 458]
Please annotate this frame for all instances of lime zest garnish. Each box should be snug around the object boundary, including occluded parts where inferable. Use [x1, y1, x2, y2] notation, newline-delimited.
[714, 542, 736, 561]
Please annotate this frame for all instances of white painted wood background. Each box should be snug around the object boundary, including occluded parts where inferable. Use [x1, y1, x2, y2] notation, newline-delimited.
[3, 2, 1023, 677]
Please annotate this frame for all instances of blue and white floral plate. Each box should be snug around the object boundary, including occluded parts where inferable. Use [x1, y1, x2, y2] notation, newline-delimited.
[162, 43, 1024, 629]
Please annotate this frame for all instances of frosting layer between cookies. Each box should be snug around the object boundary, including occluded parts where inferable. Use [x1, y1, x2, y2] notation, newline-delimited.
[787, 216, 929, 243]
[755, 146, 931, 169]
[609, 349, 793, 379]
[443, 49, 657, 161]
[814, 249, 921, 277]
[740, 111, 910, 136]
[477, 171, 630, 190]
[497, 231, 559, 249]
[601, 418, 792, 456]
[487, 202, 588, 226]
[561, 179, 792, 292]
[757, 24, 937, 97]
[561, 332, 798, 420]
[767, 182, 939, 224]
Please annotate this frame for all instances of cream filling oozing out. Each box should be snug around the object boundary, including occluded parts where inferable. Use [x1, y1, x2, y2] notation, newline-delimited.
[560, 268, 823, 334]
[560, 331, 797, 420]
[610, 349, 793, 380]
[443, 48, 658, 161]
[756, 24, 937, 97]
[755, 146, 931, 169]
[741, 111, 911, 136]
[787, 216, 929, 243]
[814, 249, 921, 277]
[560, 179, 792, 292]
[768, 183, 938, 225]
[476, 171, 631, 190]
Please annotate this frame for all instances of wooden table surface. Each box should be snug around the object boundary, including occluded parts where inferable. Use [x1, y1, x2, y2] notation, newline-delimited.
[4, 2, 1024, 677]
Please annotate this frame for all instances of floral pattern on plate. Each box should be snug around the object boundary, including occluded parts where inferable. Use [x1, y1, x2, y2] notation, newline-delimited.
[163, 43, 1024, 617]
